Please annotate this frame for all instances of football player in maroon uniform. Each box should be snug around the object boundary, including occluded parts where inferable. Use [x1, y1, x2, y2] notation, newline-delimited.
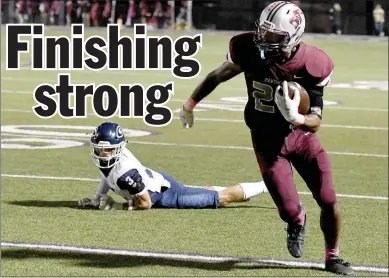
[179, 1, 353, 275]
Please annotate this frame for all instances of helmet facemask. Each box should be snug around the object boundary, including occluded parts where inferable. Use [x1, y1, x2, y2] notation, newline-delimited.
[254, 19, 295, 61]
[90, 141, 125, 169]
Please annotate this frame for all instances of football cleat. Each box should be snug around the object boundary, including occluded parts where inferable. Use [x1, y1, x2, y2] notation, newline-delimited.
[286, 214, 306, 258]
[325, 257, 354, 276]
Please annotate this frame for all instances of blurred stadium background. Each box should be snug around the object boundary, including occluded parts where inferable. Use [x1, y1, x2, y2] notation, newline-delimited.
[1, 0, 388, 35]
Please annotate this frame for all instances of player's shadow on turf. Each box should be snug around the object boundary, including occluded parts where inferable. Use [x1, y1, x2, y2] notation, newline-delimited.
[222, 205, 276, 210]
[2, 249, 326, 273]
[6, 200, 276, 210]
[5, 200, 82, 209]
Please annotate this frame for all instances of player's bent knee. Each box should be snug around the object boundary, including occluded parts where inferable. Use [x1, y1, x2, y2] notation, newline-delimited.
[279, 202, 301, 223]
[312, 179, 337, 210]
[317, 193, 337, 211]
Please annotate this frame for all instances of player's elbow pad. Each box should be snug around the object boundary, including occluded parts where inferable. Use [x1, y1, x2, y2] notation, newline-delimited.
[129, 181, 147, 197]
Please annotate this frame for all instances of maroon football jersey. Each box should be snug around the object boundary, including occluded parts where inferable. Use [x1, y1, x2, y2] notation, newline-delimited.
[227, 32, 334, 137]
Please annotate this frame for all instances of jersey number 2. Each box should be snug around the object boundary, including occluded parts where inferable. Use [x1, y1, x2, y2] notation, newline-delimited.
[253, 81, 275, 113]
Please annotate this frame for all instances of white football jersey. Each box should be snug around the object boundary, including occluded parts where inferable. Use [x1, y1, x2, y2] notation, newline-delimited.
[99, 147, 171, 200]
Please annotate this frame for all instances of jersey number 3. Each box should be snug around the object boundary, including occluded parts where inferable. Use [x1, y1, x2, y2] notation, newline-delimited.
[253, 81, 275, 113]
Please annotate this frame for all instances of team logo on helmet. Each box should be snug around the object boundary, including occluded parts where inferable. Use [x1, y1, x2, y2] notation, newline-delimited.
[289, 9, 303, 29]
[116, 126, 124, 138]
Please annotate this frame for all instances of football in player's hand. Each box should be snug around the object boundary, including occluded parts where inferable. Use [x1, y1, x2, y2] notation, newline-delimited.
[287, 81, 310, 115]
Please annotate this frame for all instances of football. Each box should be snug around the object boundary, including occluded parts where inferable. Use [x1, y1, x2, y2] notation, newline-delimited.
[287, 81, 310, 115]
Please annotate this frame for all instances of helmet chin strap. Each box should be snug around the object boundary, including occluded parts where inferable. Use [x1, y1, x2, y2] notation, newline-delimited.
[258, 43, 298, 65]
[258, 46, 284, 61]
[260, 48, 265, 59]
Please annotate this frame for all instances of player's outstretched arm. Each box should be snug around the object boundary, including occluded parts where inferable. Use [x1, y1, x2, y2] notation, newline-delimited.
[95, 179, 110, 196]
[78, 179, 110, 209]
[179, 61, 242, 128]
[99, 194, 127, 210]
[97, 193, 151, 211]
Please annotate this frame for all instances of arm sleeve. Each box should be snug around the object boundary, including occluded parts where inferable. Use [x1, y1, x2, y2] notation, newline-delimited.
[307, 86, 324, 119]
[117, 169, 147, 197]
[94, 178, 110, 197]
[305, 50, 334, 119]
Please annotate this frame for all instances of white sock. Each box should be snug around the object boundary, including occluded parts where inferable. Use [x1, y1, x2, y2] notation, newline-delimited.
[239, 181, 268, 199]
[212, 185, 227, 192]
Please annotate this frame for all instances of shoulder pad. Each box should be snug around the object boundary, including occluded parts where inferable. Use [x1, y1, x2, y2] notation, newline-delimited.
[304, 46, 334, 87]
[227, 32, 256, 66]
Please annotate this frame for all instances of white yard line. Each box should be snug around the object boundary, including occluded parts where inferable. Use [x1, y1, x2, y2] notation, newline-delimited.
[1, 173, 388, 201]
[1, 108, 388, 130]
[3, 85, 388, 97]
[1, 109, 33, 113]
[176, 117, 388, 130]
[3, 97, 386, 114]
[1, 242, 387, 274]
[2, 74, 388, 92]
[123, 140, 389, 158]
[169, 98, 388, 112]
[2, 90, 34, 94]
[2, 88, 388, 112]
[1, 132, 387, 158]
[2, 173, 100, 182]
[324, 106, 388, 112]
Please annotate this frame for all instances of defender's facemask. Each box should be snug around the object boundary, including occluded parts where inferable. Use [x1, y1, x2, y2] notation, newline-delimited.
[90, 142, 124, 169]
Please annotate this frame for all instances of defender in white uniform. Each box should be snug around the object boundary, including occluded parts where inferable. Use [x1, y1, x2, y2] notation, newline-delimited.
[78, 122, 268, 211]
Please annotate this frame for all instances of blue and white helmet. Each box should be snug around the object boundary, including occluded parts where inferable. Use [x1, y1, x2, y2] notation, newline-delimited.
[90, 122, 125, 169]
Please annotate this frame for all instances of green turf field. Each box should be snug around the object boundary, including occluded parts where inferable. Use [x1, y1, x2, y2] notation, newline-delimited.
[1, 27, 388, 276]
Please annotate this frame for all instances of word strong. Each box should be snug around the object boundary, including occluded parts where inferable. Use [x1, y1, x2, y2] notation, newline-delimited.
[7, 24, 202, 78]
[33, 74, 174, 127]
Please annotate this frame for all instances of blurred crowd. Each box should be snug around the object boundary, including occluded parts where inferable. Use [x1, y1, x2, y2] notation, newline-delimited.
[373, 3, 386, 37]
[1, 0, 189, 30]
[1, 0, 387, 36]
[329, 2, 386, 36]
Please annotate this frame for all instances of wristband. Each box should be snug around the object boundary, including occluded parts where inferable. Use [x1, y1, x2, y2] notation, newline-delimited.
[183, 98, 197, 112]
